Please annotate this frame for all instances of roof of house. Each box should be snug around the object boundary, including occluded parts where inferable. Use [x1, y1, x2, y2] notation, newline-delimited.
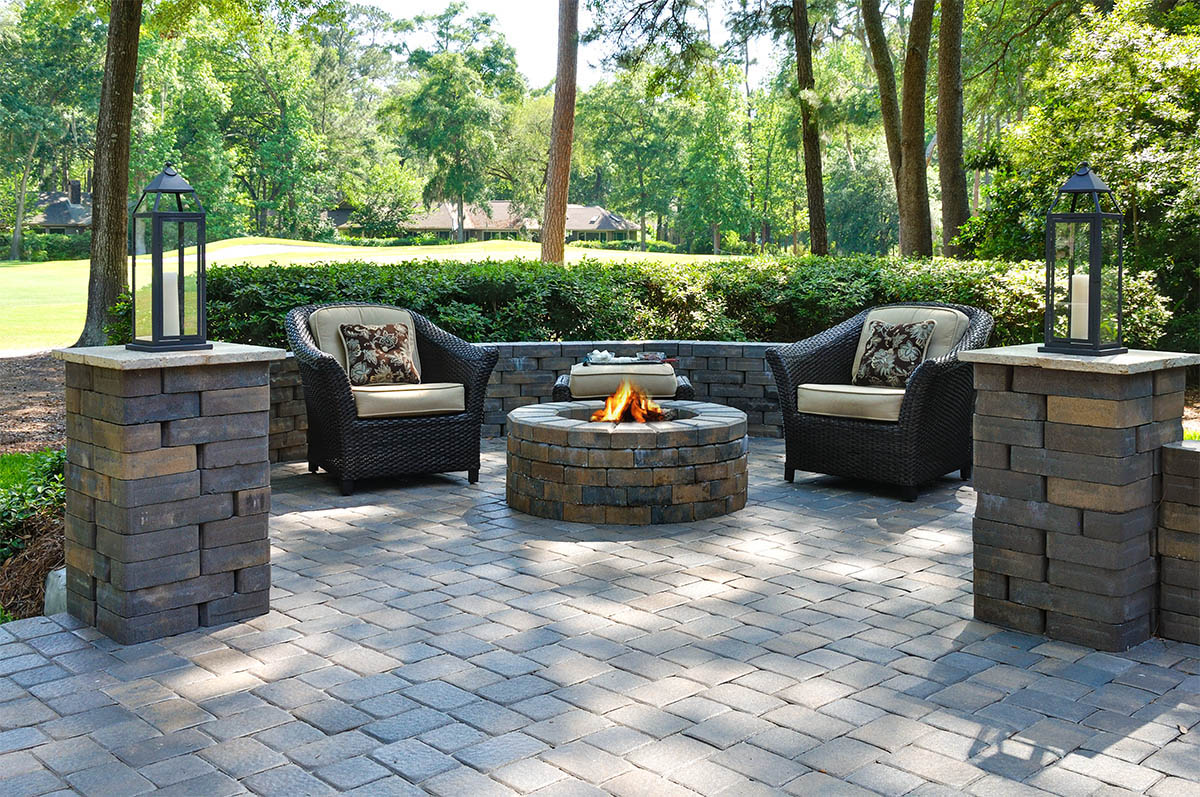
[395, 201, 640, 233]
[26, 191, 92, 228]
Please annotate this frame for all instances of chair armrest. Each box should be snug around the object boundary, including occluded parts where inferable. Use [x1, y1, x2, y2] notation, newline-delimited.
[898, 353, 975, 427]
[766, 312, 866, 414]
[410, 312, 498, 415]
[285, 306, 356, 425]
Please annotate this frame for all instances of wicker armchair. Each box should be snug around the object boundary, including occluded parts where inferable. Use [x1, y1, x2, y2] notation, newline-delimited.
[551, 373, 695, 402]
[765, 302, 994, 500]
[286, 303, 498, 495]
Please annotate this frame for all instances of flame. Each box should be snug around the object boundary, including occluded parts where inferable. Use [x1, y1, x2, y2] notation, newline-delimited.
[590, 379, 671, 423]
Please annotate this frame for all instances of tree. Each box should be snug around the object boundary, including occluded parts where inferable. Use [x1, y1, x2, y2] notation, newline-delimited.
[862, 0, 935, 255]
[0, 0, 103, 261]
[787, 0, 828, 254]
[937, 0, 969, 255]
[77, 0, 142, 345]
[392, 52, 497, 242]
[541, 0, 578, 264]
[678, 68, 750, 254]
[394, 2, 524, 101]
[577, 69, 685, 250]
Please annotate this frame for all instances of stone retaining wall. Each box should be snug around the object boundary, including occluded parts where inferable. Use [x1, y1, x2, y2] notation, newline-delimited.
[268, 340, 787, 463]
[1159, 441, 1199, 644]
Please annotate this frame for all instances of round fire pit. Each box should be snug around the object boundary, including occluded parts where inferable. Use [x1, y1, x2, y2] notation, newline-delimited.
[506, 400, 748, 525]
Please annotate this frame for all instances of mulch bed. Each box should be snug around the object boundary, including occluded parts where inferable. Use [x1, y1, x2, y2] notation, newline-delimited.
[0, 353, 64, 455]
[0, 511, 63, 619]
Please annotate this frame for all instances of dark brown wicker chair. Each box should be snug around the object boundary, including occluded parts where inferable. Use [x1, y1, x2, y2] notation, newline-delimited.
[551, 373, 695, 402]
[766, 302, 994, 500]
[286, 303, 498, 495]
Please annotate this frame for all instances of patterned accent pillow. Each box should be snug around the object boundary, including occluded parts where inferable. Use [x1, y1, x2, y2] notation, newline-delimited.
[339, 323, 421, 386]
[853, 319, 937, 387]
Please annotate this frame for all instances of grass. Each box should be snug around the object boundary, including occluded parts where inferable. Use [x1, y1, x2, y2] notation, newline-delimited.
[0, 452, 39, 490]
[0, 237, 732, 351]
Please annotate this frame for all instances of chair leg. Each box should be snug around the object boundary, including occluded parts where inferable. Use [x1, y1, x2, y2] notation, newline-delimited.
[468, 468, 479, 484]
[308, 460, 319, 473]
[900, 485, 919, 502]
[784, 466, 795, 483]
[340, 478, 355, 496]
[960, 463, 972, 480]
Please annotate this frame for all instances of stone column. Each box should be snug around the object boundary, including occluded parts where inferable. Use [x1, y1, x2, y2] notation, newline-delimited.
[1159, 441, 1199, 644]
[52, 343, 286, 645]
[959, 344, 1200, 652]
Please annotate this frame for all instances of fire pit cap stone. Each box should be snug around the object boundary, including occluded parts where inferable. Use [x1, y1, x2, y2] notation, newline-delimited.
[508, 400, 748, 451]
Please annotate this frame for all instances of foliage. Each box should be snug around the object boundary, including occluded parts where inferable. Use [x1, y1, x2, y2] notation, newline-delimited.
[570, 239, 680, 253]
[105, 255, 1171, 352]
[334, 233, 450, 247]
[0, 232, 90, 262]
[956, 0, 1200, 349]
[0, 449, 65, 565]
[386, 51, 499, 240]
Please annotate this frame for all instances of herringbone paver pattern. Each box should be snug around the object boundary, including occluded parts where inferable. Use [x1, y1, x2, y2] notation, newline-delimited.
[1, 439, 1197, 795]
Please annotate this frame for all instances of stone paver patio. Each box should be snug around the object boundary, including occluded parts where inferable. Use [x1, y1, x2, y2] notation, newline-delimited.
[2, 438, 1198, 796]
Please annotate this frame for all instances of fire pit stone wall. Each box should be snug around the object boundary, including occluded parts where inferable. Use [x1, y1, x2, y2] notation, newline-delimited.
[506, 401, 749, 525]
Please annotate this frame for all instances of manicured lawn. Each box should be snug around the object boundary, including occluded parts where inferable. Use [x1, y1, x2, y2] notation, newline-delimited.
[0, 238, 732, 352]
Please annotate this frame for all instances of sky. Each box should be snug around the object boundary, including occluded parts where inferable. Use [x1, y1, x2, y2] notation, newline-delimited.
[365, 1, 775, 90]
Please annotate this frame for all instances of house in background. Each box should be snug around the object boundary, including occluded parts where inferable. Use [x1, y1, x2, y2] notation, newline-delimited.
[326, 200, 640, 242]
[26, 181, 92, 234]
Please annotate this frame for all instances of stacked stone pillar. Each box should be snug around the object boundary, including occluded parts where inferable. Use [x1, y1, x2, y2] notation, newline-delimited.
[53, 344, 285, 645]
[960, 345, 1200, 652]
[1159, 441, 1199, 643]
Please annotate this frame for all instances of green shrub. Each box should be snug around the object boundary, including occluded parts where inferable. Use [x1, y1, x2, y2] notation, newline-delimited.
[105, 254, 1172, 350]
[0, 231, 91, 262]
[569, 239, 680, 254]
[0, 449, 65, 564]
[333, 232, 452, 247]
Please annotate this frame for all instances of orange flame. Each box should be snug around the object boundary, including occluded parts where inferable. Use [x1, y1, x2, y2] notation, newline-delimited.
[590, 379, 671, 423]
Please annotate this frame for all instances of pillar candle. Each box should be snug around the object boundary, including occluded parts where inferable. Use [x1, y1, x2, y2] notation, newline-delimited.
[1069, 273, 1090, 339]
[162, 271, 180, 337]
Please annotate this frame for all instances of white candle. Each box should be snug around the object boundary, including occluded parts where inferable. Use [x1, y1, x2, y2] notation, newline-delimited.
[162, 271, 180, 337]
[1070, 272, 1089, 339]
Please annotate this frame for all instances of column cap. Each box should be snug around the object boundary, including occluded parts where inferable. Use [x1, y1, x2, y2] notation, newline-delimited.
[960, 344, 1200, 375]
[52, 342, 286, 371]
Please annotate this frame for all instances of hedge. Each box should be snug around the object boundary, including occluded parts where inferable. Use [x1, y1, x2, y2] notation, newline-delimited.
[106, 254, 1172, 351]
[0, 232, 91, 262]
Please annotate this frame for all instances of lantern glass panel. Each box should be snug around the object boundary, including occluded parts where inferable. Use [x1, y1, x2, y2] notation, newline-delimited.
[1052, 219, 1091, 341]
[132, 257, 153, 343]
[1100, 217, 1121, 345]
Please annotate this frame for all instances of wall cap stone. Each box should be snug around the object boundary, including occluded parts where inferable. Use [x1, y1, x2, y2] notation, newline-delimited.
[959, 343, 1200, 374]
[53, 342, 286, 371]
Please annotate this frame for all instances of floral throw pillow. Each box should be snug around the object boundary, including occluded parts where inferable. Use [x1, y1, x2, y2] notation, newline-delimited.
[339, 323, 421, 386]
[852, 319, 936, 388]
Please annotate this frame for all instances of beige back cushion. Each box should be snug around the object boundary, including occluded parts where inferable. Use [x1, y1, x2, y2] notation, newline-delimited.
[308, 306, 422, 376]
[568, 363, 678, 399]
[850, 305, 969, 378]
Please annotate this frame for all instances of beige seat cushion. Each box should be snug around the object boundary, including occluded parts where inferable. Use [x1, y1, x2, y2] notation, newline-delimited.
[351, 382, 464, 419]
[850, 305, 969, 379]
[308, 306, 423, 376]
[568, 363, 678, 398]
[796, 383, 906, 423]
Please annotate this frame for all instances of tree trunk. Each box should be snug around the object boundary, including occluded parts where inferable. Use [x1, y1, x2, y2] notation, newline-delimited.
[898, 0, 935, 256]
[10, 131, 40, 262]
[540, 0, 578, 264]
[937, 0, 969, 256]
[456, 196, 465, 243]
[862, 0, 901, 183]
[711, 223, 720, 255]
[76, 0, 142, 347]
[791, 0, 828, 256]
[639, 210, 647, 250]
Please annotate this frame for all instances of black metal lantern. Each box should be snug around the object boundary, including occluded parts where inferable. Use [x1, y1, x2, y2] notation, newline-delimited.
[1039, 162, 1126, 356]
[127, 163, 211, 351]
